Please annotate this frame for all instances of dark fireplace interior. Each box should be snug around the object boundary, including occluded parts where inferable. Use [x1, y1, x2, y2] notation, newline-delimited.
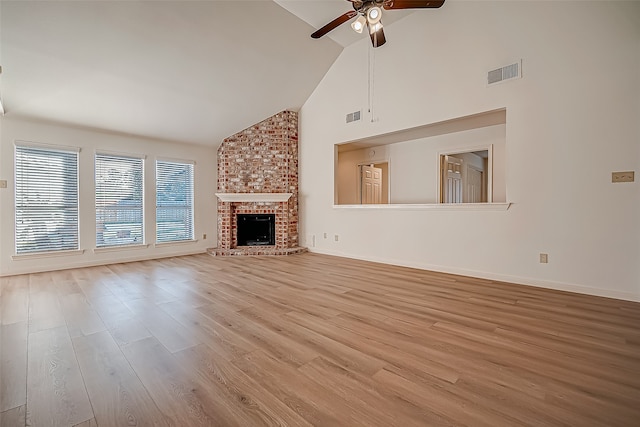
[236, 214, 275, 246]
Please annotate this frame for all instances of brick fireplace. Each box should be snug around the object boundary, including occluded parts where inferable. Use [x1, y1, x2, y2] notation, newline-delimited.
[210, 110, 306, 256]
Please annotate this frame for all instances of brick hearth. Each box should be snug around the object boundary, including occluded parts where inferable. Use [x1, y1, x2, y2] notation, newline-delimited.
[210, 110, 306, 256]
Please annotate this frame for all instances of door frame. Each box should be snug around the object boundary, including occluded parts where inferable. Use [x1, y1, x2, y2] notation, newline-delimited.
[357, 159, 390, 204]
[437, 144, 493, 204]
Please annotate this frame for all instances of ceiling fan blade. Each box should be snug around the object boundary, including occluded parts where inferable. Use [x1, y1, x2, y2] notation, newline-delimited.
[383, 0, 445, 10]
[311, 10, 358, 39]
[368, 22, 386, 48]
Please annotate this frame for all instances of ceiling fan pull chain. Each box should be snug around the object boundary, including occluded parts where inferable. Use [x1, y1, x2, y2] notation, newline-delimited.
[368, 44, 376, 122]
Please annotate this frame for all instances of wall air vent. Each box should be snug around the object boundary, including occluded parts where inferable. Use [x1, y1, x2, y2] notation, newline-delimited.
[346, 110, 361, 123]
[488, 60, 522, 85]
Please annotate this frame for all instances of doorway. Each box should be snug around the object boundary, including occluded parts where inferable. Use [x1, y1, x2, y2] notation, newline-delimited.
[359, 162, 388, 204]
[439, 150, 490, 203]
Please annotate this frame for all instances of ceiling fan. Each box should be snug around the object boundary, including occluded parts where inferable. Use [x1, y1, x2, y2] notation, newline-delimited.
[311, 0, 445, 48]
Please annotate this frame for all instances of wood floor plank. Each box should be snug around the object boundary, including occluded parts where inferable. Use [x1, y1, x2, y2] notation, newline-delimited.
[60, 293, 107, 338]
[27, 326, 93, 427]
[28, 290, 65, 333]
[0, 322, 28, 412]
[0, 405, 26, 427]
[123, 298, 201, 353]
[427, 321, 640, 404]
[70, 268, 114, 300]
[0, 276, 29, 325]
[197, 303, 319, 367]
[159, 300, 256, 361]
[72, 418, 97, 427]
[120, 336, 228, 426]
[373, 367, 527, 427]
[2, 253, 639, 426]
[107, 316, 152, 347]
[87, 294, 136, 330]
[173, 343, 313, 426]
[72, 330, 173, 426]
[285, 310, 461, 384]
[298, 356, 450, 427]
[231, 349, 355, 426]
[149, 278, 217, 308]
[238, 305, 387, 376]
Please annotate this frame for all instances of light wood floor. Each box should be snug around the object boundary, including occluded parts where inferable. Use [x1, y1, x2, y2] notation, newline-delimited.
[1, 253, 639, 427]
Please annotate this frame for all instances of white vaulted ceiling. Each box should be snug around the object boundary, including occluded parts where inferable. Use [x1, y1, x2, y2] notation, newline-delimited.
[0, 0, 359, 146]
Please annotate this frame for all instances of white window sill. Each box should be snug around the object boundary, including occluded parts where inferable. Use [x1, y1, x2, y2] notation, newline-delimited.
[333, 202, 511, 211]
[155, 239, 198, 248]
[93, 244, 149, 254]
[12, 249, 85, 261]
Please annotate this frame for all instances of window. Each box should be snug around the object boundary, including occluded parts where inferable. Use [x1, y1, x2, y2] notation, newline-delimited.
[15, 144, 79, 254]
[95, 153, 144, 247]
[156, 160, 194, 243]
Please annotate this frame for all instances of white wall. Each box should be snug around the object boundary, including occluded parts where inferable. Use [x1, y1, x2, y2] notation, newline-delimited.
[0, 117, 217, 276]
[299, 1, 640, 301]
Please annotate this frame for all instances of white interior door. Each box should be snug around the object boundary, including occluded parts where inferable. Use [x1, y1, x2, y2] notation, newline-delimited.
[361, 164, 382, 204]
[441, 155, 463, 203]
[465, 166, 484, 203]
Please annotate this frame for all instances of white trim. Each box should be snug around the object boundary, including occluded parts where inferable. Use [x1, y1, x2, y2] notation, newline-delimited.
[306, 248, 640, 302]
[15, 139, 81, 153]
[12, 249, 85, 261]
[156, 157, 196, 165]
[155, 239, 199, 248]
[215, 193, 293, 202]
[333, 202, 511, 211]
[93, 244, 149, 254]
[2, 249, 208, 277]
[95, 149, 147, 160]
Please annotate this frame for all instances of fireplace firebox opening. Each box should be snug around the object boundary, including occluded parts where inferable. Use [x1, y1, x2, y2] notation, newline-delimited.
[236, 214, 276, 246]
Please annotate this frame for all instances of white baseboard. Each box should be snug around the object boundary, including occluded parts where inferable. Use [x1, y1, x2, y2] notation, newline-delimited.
[0, 248, 208, 277]
[307, 248, 640, 302]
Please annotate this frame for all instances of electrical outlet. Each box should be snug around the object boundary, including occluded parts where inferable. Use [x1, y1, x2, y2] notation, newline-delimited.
[203, 233, 207, 240]
[334, 234, 339, 242]
[309, 234, 315, 247]
[612, 171, 634, 183]
[0, 180, 7, 189]
[323, 232, 327, 239]
[539, 253, 548, 264]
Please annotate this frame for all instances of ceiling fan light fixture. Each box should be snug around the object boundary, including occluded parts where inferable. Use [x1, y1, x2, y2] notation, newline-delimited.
[351, 15, 367, 33]
[310, 0, 445, 48]
[367, 6, 382, 25]
[369, 21, 383, 34]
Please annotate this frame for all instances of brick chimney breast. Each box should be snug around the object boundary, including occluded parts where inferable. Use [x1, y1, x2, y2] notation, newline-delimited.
[212, 111, 304, 256]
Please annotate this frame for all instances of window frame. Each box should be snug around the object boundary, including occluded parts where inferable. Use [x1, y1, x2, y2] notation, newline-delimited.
[155, 159, 195, 244]
[94, 151, 145, 249]
[14, 141, 80, 255]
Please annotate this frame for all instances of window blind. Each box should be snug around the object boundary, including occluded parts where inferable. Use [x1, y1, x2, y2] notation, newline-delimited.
[95, 153, 144, 247]
[156, 160, 194, 243]
[15, 145, 79, 254]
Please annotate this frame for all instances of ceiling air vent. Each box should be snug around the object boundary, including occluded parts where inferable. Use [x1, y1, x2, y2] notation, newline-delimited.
[346, 110, 361, 123]
[488, 60, 522, 85]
